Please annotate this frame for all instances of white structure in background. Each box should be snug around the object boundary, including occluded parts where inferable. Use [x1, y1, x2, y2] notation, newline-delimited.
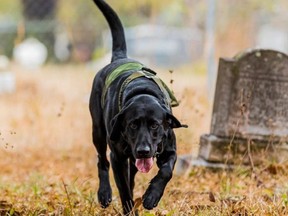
[54, 31, 71, 62]
[256, 24, 288, 53]
[0, 55, 15, 94]
[13, 37, 48, 69]
[255, 8, 288, 54]
[102, 24, 203, 68]
[256, 25, 288, 53]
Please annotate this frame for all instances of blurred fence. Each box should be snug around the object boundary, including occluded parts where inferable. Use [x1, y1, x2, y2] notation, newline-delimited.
[0, 0, 203, 66]
[0, 0, 101, 63]
[1, 1, 288, 67]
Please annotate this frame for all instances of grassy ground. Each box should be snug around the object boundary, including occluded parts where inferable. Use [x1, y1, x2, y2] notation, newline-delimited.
[0, 64, 287, 215]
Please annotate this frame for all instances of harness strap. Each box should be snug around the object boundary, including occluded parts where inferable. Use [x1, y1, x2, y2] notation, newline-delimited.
[101, 62, 179, 110]
[101, 62, 143, 108]
[118, 70, 179, 110]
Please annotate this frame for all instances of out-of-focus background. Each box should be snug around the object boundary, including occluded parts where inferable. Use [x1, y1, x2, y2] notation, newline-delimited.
[1, 1, 288, 215]
[1, 0, 288, 66]
[1, 0, 288, 98]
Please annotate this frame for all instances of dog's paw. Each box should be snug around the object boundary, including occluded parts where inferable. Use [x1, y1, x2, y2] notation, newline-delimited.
[98, 186, 112, 208]
[142, 187, 162, 210]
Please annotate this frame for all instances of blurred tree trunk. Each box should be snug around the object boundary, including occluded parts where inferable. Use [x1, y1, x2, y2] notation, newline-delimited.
[204, 0, 216, 100]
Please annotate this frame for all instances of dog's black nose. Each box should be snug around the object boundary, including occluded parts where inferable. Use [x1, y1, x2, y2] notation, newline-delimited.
[136, 146, 150, 156]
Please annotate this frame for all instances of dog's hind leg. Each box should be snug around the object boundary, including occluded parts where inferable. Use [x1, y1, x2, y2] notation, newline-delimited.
[92, 123, 112, 208]
[110, 152, 135, 215]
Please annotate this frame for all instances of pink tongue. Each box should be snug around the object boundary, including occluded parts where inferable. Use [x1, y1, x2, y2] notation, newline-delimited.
[135, 158, 153, 173]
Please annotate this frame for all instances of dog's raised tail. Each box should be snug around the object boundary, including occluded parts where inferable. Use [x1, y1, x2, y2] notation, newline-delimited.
[93, 0, 127, 62]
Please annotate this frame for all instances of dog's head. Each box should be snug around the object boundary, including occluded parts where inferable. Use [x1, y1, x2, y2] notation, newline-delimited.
[110, 95, 184, 173]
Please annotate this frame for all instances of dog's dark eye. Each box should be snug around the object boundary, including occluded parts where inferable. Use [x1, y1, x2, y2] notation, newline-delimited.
[129, 123, 138, 130]
[150, 123, 159, 130]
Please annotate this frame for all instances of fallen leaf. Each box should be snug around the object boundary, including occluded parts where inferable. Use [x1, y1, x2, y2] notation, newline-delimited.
[134, 197, 142, 209]
[209, 192, 216, 202]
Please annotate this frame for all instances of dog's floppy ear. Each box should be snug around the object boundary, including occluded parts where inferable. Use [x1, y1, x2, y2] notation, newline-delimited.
[166, 112, 187, 128]
[110, 111, 124, 141]
[162, 104, 187, 128]
[110, 104, 132, 141]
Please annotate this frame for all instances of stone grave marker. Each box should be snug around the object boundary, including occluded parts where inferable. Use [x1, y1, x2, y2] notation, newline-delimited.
[198, 49, 288, 164]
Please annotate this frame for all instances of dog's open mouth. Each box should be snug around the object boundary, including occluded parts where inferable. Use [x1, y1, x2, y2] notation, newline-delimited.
[135, 157, 153, 173]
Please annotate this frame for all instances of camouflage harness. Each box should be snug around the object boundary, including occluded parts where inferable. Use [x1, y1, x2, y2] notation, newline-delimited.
[101, 62, 179, 111]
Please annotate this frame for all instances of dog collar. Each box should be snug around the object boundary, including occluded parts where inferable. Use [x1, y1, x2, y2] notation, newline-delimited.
[101, 62, 179, 110]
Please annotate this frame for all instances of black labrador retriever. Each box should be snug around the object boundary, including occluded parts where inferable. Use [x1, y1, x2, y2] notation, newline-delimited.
[89, 0, 187, 214]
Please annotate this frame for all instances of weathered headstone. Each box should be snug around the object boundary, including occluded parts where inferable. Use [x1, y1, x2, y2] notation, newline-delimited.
[198, 49, 288, 164]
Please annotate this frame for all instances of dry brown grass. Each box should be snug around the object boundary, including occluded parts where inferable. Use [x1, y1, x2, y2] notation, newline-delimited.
[0, 64, 287, 215]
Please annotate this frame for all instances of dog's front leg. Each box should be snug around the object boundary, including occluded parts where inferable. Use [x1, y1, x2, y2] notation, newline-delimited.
[110, 152, 135, 215]
[92, 124, 112, 208]
[142, 151, 176, 210]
